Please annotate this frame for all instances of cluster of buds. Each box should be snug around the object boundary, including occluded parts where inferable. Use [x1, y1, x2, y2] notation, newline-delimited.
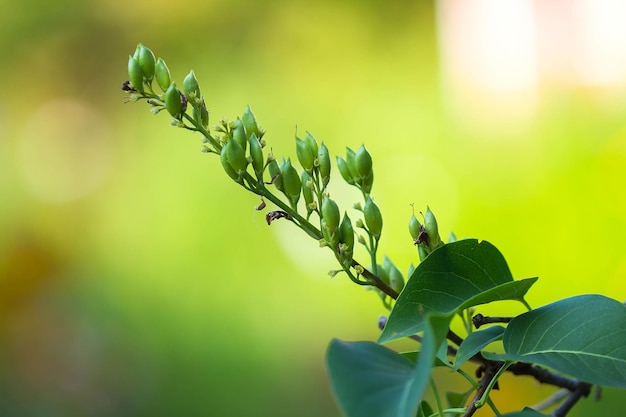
[409, 206, 443, 261]
[336, 145, 374, 195]
[123, 44, 417, 308]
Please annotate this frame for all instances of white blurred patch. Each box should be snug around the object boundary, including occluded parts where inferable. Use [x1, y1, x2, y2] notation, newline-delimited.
[17, 100, 112, 203]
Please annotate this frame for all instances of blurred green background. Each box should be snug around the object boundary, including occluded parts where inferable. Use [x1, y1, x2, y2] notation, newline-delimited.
[1, 0, 625, 416]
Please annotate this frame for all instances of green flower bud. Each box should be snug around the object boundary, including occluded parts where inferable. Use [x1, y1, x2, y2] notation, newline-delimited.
[225, 137, 247, 174]
[301, 171, 314, 210]
[183, 70, 201, 99]
[304, 131, 318, 157]
[249, 133, 264, 179]
[321, 197, 340, 232]
[409, 214, 422, 241]
[321, 219, 339, 250]
[134, 44, 155, 81]
[339, 212, 354, 251]
[364, 197, 383, 239]
[127, 55, 144, 92]
[318, 143, 331, 188]
[155, 58, 171, 91]
[280, 159, 301, 207]
[355, 145, 373, 178]
[424, 206, 440, 250]
[336, 156, 355, 185]
[241, 105, 260, 139]
[296, 137, 315, 172]
[164, 82, 182, 118]
[231, 119, 247, 153]
[407, 263, 416, 279]
[220, 146, 239, 181]
[267, 159, 283, 192]
[361, 170, 374, 194]
[448, 231, 457, 243]
[418, 244, 429, 262]
[345, 147, 359, 179]
[383, 256, 404, 294]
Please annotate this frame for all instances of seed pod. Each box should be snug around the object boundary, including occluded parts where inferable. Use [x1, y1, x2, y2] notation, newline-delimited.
[355, 145, 373, 178]
[301, 171, 315, 210]
[336, 156, 354, 185]
[155, 58, 171, 91]
[183, 70, 201, 99]
[424, 206, 440, 250]
[321, 219, 339, 250]
[231, 119, 247, 153]
[317, 143, 331, 188]
[304, 131, 318, 157]
[418, 244, 429, 262]
[134, 44, 156, 82]
[364, 197, 383, 239]
[296, 137, 315, 172]
[321, 197, 340, 232]
[267, 159, 283, 192]
[220, 146, 239, 181]
[127, 55, 144, 92]
[164, 82, 182, 118]
[249, 133, 264, 179]
[281, 159, 301, 207]
[199, 99, 209, 128]
[241, 105, 260, 139]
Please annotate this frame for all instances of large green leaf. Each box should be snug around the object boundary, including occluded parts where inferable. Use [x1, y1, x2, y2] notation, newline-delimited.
[379, 239, 536, 343]
[326, 315, 443, 417]
[484, 294, 626, 388]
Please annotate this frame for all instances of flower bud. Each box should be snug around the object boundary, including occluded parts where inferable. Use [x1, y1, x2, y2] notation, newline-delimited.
[355, 145, 373, 178]
[301, 171, 314, 211]
[336, 156, 355, 185]
[383, 256, 404, 294]
[267, 159, 283, 192]
[418, 244, 429, 262]
[409, 214, 422, 241]
[231, 119, 247, 153]
[127, 55, 144, 92]
[317, 143, 331, 188]
[225, 137, 247, 174]
[220, 146, 239, 181]
[134, 44, 156, 81]
[164, 82, 183, 118]
[321, 197, 340, 232]
[424, 206, 440, 250]
[248, 133, 264, 179]
[361, 170, 374, 194]
[296, 137, 315, 172]
[345, 147, 359, 179]
[280, 159, 301, 207]
[321, 219, 339, 250]
[304, 131, 318, 156]
[183, 70, 201, 99]
[364, 197, 383, 239]
[339, 212, 355, 251]
[155, 58, 171, 91]
[241, 105, 260, 139]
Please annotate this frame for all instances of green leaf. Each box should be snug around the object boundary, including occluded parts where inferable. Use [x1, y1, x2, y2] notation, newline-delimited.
[500, 407, 548, 416]
[415, 401, 433, 417]
[379, 239, 536, 343]
[484, 294, 626, 388]
[453, 326, 505, 370]
[327, 315, 443, 417]
[445, 389, 472, 410]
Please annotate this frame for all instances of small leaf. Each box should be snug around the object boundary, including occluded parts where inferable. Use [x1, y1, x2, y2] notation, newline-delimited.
[445, 389, 472, 409]
[379, 240, 536, 343]
[500, 407, 548, 416]
[453, 326, 505, 370]
[484, 294, 626, 388]
[415, 401, 433, 417]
